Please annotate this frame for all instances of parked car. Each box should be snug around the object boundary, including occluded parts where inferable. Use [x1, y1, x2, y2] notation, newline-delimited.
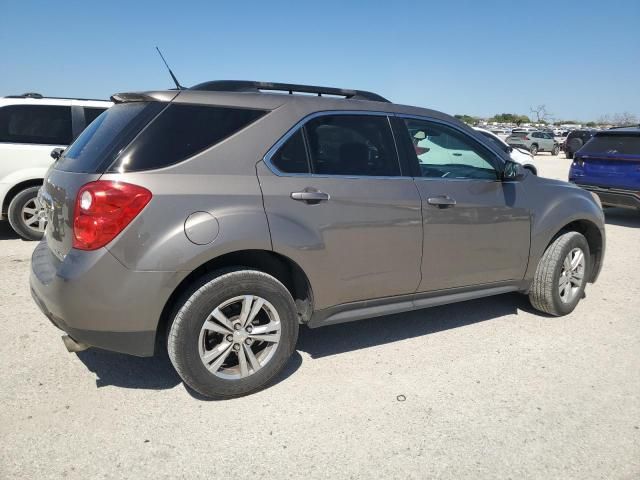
[554, 130, 569, 148]
[30, 80, 605, 399]
[569, 127, 640, 210]
[0, 93, 111, 239]
[564, 129, 597, 159]
[474, 127, 537, 174]
[506, 130, 560, 155]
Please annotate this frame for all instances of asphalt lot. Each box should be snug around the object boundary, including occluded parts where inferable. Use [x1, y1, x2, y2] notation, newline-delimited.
[1, 154, 638, 479]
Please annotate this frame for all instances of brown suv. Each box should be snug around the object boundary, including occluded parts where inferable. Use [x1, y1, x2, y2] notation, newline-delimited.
[30, 81, 606, 398]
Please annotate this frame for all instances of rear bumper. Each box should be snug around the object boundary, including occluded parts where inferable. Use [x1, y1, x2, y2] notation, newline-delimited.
[30, 240, 187, 356]
[575, 184, 640, 210]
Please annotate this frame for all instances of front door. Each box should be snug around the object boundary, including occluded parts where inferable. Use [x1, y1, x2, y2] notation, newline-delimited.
[396, 117, 531, 292]
[257, 113, 423, 310]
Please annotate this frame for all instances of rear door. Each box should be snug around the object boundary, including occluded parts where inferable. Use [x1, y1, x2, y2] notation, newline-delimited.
[395, 117, 531, 292]
[257, 113, 423, 310]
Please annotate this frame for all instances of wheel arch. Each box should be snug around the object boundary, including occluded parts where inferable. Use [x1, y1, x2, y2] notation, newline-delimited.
[2, 178, 43, 216]
[155, 249, 314, 353]
[543, 219, 604, 283]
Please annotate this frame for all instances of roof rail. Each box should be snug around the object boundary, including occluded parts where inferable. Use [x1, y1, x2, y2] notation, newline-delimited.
[4, 92, 44, 99]
[189, 80, 390, 103]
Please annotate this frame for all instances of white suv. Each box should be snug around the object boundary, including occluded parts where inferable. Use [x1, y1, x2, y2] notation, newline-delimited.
[0, 93, 111, 239]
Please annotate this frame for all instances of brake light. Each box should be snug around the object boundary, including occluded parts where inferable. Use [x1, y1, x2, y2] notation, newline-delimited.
[524, 136, 530, 140]
[73, 181, 152, 250]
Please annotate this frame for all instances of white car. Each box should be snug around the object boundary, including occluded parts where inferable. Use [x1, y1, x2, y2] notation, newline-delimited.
[473, 127, 537, 174]
[0, 93, 112, 239]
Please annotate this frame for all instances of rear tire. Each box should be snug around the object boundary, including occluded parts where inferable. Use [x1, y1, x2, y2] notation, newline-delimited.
[7, 186, 45, 241]
[168, 268, 299, 399]
[529, 231, 590, 316]
[565, 151, 574, 159]
[529, 144, 538, 155]
[552, 145, 560, 155]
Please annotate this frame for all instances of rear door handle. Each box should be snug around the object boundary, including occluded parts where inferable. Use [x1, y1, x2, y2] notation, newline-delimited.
[291, 190, 330, 204]
[427, 195, 456, 208]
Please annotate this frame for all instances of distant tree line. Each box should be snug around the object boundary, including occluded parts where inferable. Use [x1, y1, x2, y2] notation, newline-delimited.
[454, 108, 638, 127]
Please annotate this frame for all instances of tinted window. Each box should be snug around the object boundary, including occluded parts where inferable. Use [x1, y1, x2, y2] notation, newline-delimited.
[84, 107, 107, 126]
[478, 131, 509, 153]
[304, 115, 400, 176]
[271, 130, 309, 173]
[580, 134, 640, 155]
[0, 105, 72, 145]
[403, 119, 498, 180]
[110, 104, 267, 172]
[56, 102, 164, 173]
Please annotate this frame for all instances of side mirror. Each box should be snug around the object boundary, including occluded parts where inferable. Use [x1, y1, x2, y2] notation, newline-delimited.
[502, 160, 526, 181]
[50, 148, 64, 161]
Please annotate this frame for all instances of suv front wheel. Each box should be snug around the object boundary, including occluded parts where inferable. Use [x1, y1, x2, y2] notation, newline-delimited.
[168, 269, 299, 399]
[8, 186, 46, 241]
[529, 231, 590, 316]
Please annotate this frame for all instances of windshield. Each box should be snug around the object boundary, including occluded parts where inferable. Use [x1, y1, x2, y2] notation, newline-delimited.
[55, 102, 164, 173]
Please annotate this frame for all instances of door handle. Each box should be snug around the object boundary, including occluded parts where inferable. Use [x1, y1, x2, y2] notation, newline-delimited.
[427, 195, 456, 208]
[291, 190, 330, 204]
[452, 153, 462, 156]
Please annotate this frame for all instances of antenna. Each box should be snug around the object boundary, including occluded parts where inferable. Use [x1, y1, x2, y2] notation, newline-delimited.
[155, 46, 184, 90]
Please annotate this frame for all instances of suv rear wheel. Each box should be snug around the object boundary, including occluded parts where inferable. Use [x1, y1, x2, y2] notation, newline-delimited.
[529, 231, 590, 316]
[8, 186, 46, 241]
[168, 269, 299, 399]
[552, 144, 560, 155]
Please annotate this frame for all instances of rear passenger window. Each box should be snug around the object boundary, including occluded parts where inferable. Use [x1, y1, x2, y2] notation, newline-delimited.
[110, 104, 267, 172]
[83, 107, 107, 126]
[304, 115, 400, 176]
[0, 105, 72, 145]
[271, 130, 309, 173]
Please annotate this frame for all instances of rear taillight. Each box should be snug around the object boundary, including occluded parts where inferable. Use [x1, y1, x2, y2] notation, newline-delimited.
[73, 181, 152, 250]
[574, 156, 584, 167]
[523, 136, 529, 140]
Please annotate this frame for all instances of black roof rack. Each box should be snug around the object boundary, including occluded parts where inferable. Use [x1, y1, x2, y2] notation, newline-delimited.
[3, 92, 108, 102]
[189, 80, 390, 103]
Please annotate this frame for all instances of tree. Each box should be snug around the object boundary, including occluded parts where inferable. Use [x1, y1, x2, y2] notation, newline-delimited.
[611, 112, 638, 126]
[489, 113, 531, 125]
[454, 114, 477, 125]
[585, 121, 597, 127]
[529, 104, 551, 123]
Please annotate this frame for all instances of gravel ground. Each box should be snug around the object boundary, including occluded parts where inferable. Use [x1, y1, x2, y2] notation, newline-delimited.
[1, 154, 638, 479]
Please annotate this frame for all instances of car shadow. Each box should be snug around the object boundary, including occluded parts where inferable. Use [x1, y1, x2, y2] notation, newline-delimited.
[297, 293, 525, 359]
[74, 293, 527, 398]
[0, 221, 20, 240]
[604, 208, 640, 228]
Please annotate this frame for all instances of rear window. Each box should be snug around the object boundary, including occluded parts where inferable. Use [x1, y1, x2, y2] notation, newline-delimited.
[56, 102, 164, 173]
[83, 107, 108, 126]
[109, 104, 267, 172]
[0, 104, 72, 145]
[580, 134, 640, 156]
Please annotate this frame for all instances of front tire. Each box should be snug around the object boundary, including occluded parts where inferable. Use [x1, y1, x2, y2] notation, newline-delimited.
[168, 269, 299, 399]
[7, 186, 46, 241]
[529, 231, 590, 316]
[529, 144, 538, 155]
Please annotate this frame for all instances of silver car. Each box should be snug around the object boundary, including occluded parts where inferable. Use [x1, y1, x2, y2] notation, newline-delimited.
[506, 130, 560, 155]
[30, 81, 605, 398]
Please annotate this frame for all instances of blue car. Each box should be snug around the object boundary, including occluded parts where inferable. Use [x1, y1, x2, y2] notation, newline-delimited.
[569, 127, 640, 211]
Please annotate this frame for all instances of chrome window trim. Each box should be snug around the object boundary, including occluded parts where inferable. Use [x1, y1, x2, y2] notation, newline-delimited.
[262, 110, 412, 180]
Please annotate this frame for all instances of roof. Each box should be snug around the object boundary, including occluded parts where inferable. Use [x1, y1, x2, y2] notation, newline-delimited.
[3, 92, 109, 102]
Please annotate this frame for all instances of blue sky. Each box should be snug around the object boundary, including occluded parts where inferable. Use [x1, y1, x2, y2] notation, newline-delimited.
[1, 0, 638, 121]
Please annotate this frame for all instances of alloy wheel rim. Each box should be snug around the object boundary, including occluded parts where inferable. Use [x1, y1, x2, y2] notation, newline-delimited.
[559, 247, 585, 304]
[21, 197, 47, 233]
[198, 295, 281, 380]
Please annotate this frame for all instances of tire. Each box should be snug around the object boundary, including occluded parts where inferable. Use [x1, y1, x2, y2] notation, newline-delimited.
[567, 138, 583, 155]
[529, 144, 538, 155]
[529, 231, 590, 316]
[524, 165, 537, 175]
[168, 268, 299, 399]
[7, 186, 46, 241]
[552, 145, 560, 156]
[565, 151, 574, 159]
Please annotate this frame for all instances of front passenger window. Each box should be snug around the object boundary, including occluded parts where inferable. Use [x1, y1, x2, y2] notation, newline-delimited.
[402, 119, 498, 180]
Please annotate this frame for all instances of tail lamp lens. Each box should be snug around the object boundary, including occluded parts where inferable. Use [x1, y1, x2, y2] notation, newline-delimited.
[73, 181, 152, 250]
